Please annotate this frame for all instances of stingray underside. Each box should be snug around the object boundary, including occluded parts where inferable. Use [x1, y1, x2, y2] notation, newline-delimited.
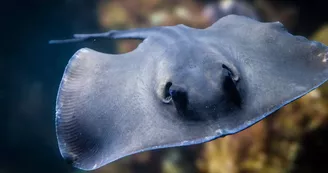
[54, 15, 328, 171]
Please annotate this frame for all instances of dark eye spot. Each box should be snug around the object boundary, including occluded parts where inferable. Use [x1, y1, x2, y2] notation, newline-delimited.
[223, 73, 242, 107]
[162, 82, 172, 104]
[222, 64, 239, 81]
[169, 89, 176, 96]
[171, 89, 189, 115]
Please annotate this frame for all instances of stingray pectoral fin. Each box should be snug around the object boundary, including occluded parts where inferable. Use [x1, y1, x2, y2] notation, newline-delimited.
[56, 47, 140, 170]
[210, 15, 328, 134]
[55, 48, 107, 169]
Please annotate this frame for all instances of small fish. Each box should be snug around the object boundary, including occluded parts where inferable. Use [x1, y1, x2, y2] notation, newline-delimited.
[50, 15, 328, 170]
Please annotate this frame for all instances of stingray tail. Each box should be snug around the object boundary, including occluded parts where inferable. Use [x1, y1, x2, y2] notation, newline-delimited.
[49, 27, 162, 44]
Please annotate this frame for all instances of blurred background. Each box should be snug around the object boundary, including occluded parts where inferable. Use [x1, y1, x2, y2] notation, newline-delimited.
[3, 0, 328, 173]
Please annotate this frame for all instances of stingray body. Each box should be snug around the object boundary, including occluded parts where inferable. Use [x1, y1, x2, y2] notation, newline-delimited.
[51, 15, 328, 170]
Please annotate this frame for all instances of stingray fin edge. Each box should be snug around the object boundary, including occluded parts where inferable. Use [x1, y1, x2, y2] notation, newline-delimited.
[55, 48, 101, 170]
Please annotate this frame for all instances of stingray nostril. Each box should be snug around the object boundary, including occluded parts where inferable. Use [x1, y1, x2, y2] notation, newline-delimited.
[162, 82, 173, 104]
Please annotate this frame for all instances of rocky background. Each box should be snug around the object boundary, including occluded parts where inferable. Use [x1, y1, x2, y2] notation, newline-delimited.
[3, 0, 328, 173]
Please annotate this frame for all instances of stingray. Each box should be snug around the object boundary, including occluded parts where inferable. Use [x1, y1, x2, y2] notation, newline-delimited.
[50, 15, 328, 170]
